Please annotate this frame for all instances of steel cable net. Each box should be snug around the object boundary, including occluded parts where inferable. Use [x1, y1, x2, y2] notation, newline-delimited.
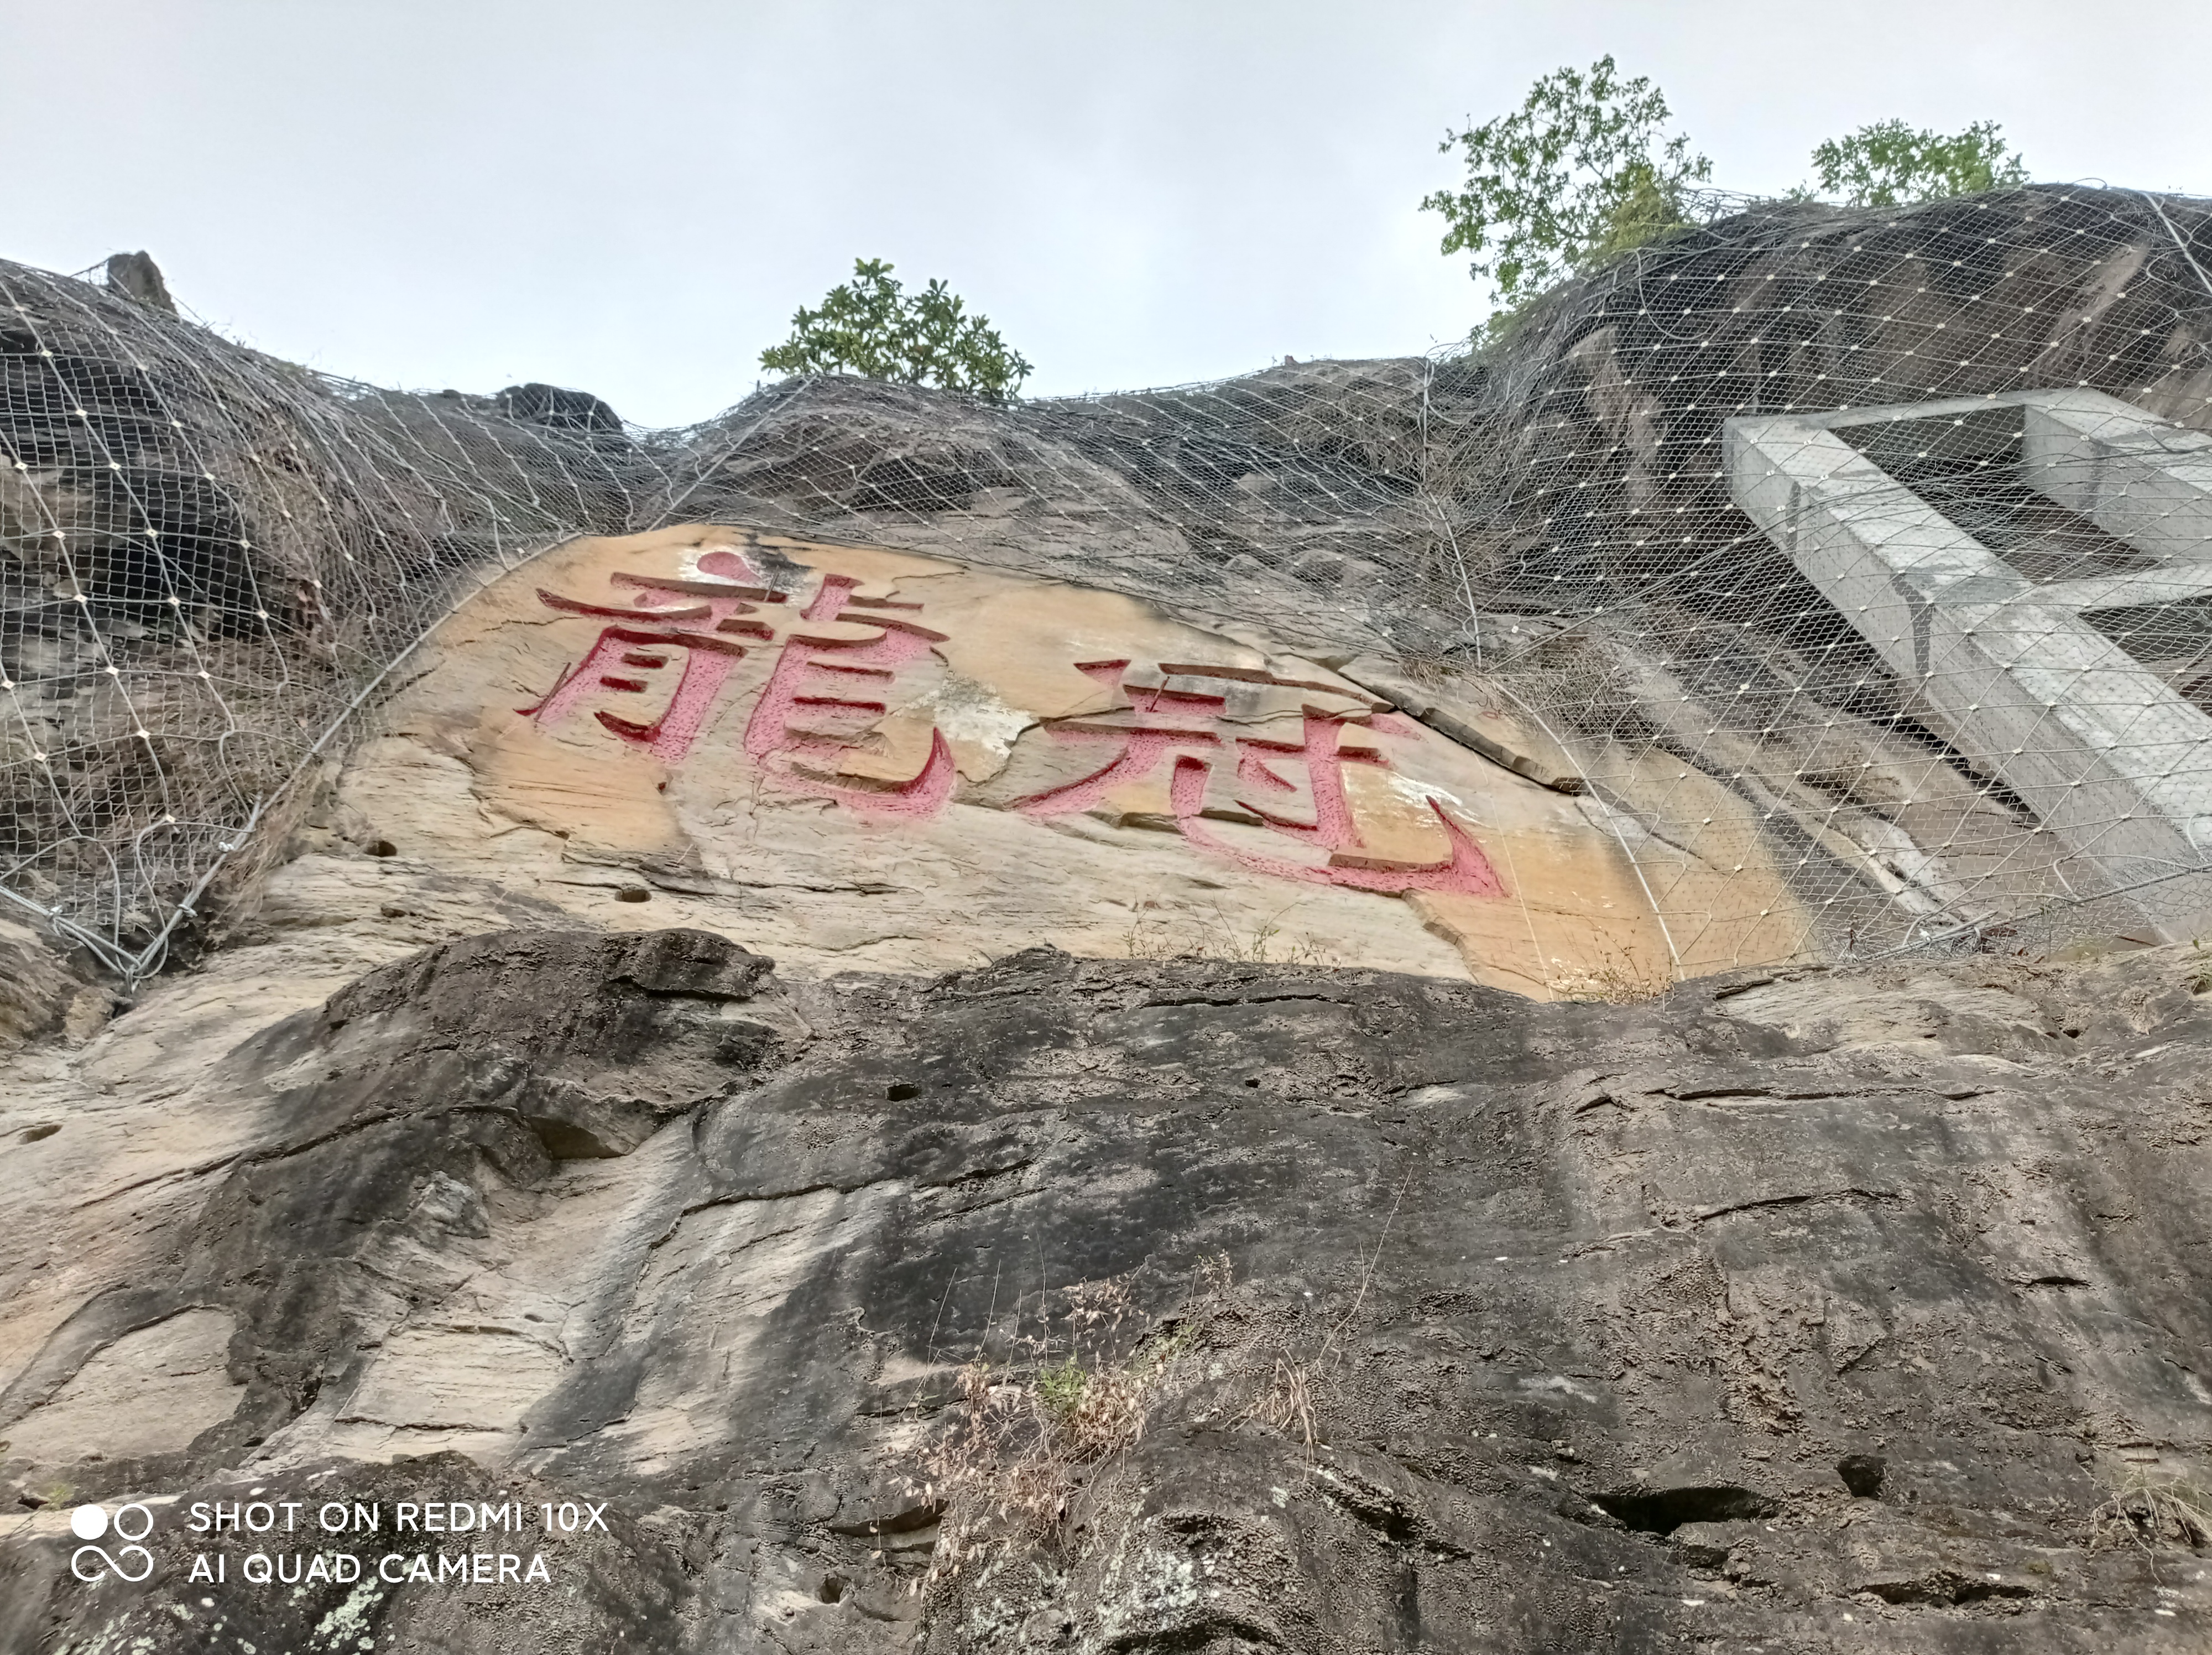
[6, 183, 2211, 983]
[0, 263, 664, 973]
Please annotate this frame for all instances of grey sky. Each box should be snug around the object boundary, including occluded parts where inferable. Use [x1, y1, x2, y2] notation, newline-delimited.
[7, 2, 2207, 428]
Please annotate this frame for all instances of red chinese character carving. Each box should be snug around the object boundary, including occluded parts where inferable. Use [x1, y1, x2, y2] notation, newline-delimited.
[521, 548, 781, 763]
[523, 551, 957, 818]
[740, 572, 957, 819]
[1015, 663, 1503, 896]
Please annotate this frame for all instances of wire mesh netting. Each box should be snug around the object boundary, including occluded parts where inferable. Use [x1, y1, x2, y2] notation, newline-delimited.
[5, 183, 2210, 983]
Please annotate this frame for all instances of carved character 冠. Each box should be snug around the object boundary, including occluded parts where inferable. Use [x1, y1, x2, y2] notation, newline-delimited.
[1015, 664, 1505, 897]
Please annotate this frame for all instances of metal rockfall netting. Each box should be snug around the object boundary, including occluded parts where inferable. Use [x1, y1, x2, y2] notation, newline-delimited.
[5, 183, 2211, 981]
[0, 261, 660, 974]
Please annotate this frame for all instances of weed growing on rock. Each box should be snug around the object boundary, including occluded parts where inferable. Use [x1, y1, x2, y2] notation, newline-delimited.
[1121, 900, 1342, 967]
[911, 1267, 1227, 1596]
[1239, 1355, 1319, 1449]
[1233, 1169, 1414, 1454]
[2186, 939, 2212, 996]
[908, 1177, 1429, 1640]
[916, 1279, 1164, 1586]
[1546, 943, 1671, 1002]
[2086, 1467, 2212, 1558]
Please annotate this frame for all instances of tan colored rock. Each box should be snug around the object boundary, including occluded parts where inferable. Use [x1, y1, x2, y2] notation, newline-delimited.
[1338, 654, 1585, 793]
[326, 525, 1812, 997]
[4, 1309, 240, 1465]
[0, 918, 86, 1052]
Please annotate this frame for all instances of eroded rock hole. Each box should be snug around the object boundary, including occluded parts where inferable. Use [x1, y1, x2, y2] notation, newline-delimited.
[817, 1574, 848, 1604]
[19, 1123, 60, 1143]
[615, 886, 651, 903]
[367, 839, 398, 857]
[886, 1081, 920, 1100]
[1587, 1485, 1780, 1534]
[1836, 1453, 1885, 1497]
[527, 1118, 622, 1160]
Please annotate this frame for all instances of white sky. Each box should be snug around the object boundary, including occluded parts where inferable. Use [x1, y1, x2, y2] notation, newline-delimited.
[6, 1, 2207, 428]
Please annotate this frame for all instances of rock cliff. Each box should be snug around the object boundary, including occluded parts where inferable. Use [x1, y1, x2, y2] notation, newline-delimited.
[4, 185, 2212, 1652]
[3, 925, 2208, 1650]
[9, 185, 2211, 974]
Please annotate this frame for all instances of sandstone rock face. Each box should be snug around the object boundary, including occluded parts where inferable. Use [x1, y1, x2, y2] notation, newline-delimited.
[13, 190, 2212, 977]
[316, 523, 1806, 1000]
[0, 917, 100, 1051]
[6, 186, 2212, 1651]
[4, 927, 2208, 1651]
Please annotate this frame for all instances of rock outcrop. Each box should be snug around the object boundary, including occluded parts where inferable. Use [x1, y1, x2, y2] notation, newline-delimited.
[11, 185, 2212, 972]
[6, 185, 2212, 1653]
[3, 926, 2208, 1650]
[309, 521, 1793, 998]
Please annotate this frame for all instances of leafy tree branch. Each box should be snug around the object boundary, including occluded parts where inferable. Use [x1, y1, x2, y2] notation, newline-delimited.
[1423, 60, 2033, 344]
[760, 258, 1033, 402]
[1420, 55, 1711, 339]
[1804, 118, 2028, 207]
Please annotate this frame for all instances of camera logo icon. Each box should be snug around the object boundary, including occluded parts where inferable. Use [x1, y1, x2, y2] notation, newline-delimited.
[70, 1504, 155, 1583]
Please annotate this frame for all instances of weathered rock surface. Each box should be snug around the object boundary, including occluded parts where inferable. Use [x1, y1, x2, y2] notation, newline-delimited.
[3, 926, 2208, 1650]
[311, 521, 1804, 1002]
[17, 187, 2211, 974]
[6, 184, 2212, 1653]
[0, 918, 98, 1052]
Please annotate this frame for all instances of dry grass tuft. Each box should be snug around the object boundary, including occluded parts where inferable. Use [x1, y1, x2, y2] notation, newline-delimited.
[907, 1271, 1222, 1595]
[1121, 899, 1343, 968]
[1545, 943, 1672, 1003]
[1239, 1355, 1318, 1449]
[903, 1203, 1420, 1618]
[2086, 1469, 2212, 1557]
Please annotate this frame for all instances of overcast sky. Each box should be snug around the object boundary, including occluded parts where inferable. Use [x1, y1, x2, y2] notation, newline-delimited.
[6, 2, 2208, 428]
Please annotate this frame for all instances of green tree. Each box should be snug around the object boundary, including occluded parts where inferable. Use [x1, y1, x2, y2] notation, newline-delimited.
[759, 258, 1033, 401]
[1806, 119, 2028, 207]
[1421, 56, 1711, 339]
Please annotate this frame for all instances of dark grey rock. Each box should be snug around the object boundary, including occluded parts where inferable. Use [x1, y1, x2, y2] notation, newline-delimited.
[4, 931, 2210, 1649]
[494, 381, 626, 436]
[102, 251, 174, 315]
